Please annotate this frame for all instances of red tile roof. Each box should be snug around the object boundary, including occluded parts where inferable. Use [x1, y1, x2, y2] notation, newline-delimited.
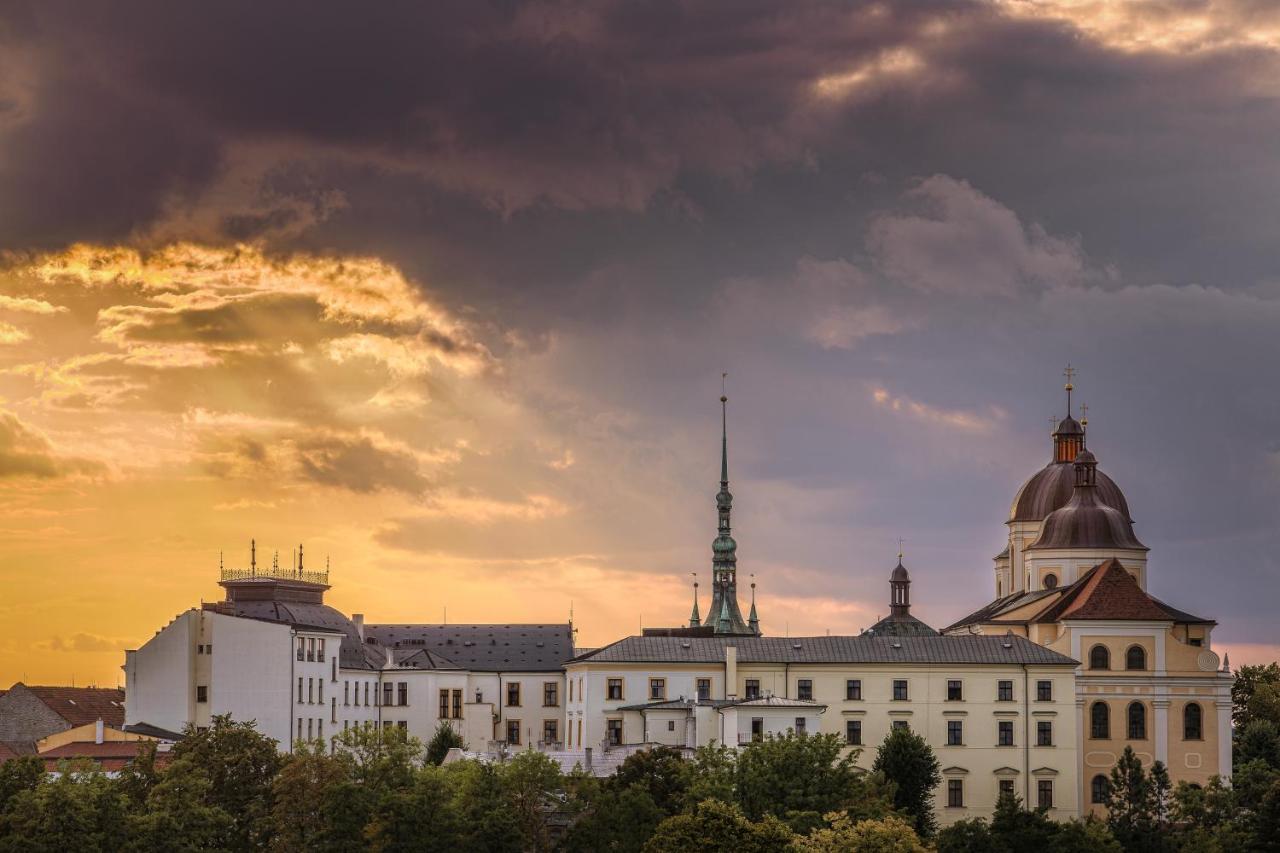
[1038, 559, 1198, 622]
[25, 686, 126, 727]
[39, 740, 168, 772]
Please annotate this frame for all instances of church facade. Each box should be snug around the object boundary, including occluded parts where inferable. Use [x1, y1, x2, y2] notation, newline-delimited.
[123, 381, 1232, 826]
[944, 380, 1232, 814]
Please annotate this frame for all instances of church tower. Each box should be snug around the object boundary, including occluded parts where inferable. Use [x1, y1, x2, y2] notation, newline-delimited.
[703, 392, 758, 636]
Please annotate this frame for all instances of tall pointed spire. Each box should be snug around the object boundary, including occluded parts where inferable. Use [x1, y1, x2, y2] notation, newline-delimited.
[748, 578, 759, 633]
[704, 382, 756, 635]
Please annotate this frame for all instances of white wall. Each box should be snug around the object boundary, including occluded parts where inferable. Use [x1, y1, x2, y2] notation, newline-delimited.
[125, 610, 196, 733]
[208, 612, 298, 747]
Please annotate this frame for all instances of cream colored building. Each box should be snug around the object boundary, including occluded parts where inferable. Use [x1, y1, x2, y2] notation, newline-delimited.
[946, 390, 1233, 814]
[565, 627, 1081, 825]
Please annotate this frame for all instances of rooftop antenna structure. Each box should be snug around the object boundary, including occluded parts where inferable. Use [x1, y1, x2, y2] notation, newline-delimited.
[298, 543, 304, 576]
[250, 539, 257, 575]
[272, 551, 279, 572]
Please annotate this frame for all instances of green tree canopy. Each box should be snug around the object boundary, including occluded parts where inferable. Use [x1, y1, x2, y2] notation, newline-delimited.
[871, 727, 941, 837]
[424, 720, 466, 766]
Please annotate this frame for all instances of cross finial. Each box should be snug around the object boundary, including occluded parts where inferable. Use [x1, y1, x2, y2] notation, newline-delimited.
[897, 537, 906, 562]
[721, 371, 728, 397]
[1063, 364, 1076, 415]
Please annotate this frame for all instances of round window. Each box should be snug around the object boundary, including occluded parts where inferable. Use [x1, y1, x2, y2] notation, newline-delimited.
[1043, 573, 1059, 589]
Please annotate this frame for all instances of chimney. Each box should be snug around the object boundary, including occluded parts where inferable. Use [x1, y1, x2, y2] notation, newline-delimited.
[725, 645, 738, 700]
[95, 718, 104, 744]
[353, 613, 364, 641]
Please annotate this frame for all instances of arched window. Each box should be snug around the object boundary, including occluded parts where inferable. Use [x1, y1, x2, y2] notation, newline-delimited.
[1128, 702, 1146, 740]
[1184, 703, 1203, 740]
[1044, 573, 1058, 589]
[1091, 774, 1110, 804]
[1089, 645, 1110, 670]
[1126, 645, 1146, 671]
[1091, 701, 1110, 739]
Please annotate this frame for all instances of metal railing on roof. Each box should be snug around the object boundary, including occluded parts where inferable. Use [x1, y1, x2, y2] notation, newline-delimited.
[219, 566, 330, 586]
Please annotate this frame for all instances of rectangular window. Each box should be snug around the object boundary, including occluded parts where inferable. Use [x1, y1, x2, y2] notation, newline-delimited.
[795, 717, 807, 735]
[318, 681, 324, 704]
[1037, 721, 1053, 746]
[396, 720, 407, 733]
[846, 680, 862, 701]
[344, 681, 350, 706]
[745, 679, 761, 700]
[797, 679, 813, 701]
[297, 677, 304, 703]
[607, 679, 624, 701]
[606, 719, 622, 746]
[307, 718, 313, 739]
[697, 678, 711, 701]
[331, 697, 336, 723]
[383, 683, 394, 707]
[297, 638, 305, 661]
[1037, 780, 1054, 809]
[364, 683, 369, 705]
[999, 721, 1014, 746]
[947, 680, 963, 701]
[440, 689, 449, 720]
[948, 779, 964, 808]
[998, 680, 1013, 702]
[506, 720, 521, 745]
[398, 682, 408, 706]
[205, 643, 212, 655]
[1037, 680, 1052, 702]
[197, 644, 204, 655]
[751, 718, 764, 742]
[452, 689, 462, 719]
[544, 682, 559, 707]
[307, 638, 315, 661]
[317, 638, 326, 662]
[507, 683, 521, 707]
[667, 720, 676, 732]
[649, 678, 666, 700]
[1189, 638, 1203, 647]
[999, 779, 1015, 800]
[892, 720, 909, 732]
[319, 719, 324, 740]
[196, 685, 208, 703]
[569, 680, 573, 703]
[543, 720, 558, 744]
[297, 718, 302, 742]
[308, 678, 314, 704]
[947, 720, 963, 745]
[331, 657, 336, 681]
[846, 720, 862, 745]
[893, 680, 908, 701]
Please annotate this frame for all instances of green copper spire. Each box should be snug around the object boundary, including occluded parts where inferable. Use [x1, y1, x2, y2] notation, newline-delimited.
[705, 386, 756, 635]
[689, 575, 701, 628]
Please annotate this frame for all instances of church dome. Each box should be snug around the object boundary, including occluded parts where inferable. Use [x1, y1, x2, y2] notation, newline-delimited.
[1026, 450, 1146, 552]
[1010, 414, 1130, 523]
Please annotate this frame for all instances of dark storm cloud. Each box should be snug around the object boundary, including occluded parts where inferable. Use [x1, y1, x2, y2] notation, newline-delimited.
[2, 0, 1280, 651]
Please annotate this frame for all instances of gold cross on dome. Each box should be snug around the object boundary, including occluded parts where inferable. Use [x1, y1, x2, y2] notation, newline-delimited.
[1063, 364, 1076, 387]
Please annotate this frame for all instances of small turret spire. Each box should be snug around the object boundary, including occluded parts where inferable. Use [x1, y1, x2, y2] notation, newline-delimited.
[689, 573, 701, 628]
[748, 577, 759, 633]
[1063, 364, 1076, 416]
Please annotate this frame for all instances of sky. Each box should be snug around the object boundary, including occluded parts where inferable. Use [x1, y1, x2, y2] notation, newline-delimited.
[1, 0, 1279, 686]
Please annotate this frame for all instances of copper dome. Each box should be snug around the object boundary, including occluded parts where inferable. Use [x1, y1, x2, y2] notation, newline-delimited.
[1009, 462, 1130, 523]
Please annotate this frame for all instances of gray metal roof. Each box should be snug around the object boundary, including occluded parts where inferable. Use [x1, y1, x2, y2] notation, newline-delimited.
[573, 634, 1077, 666]
[363, 624, 574, 672]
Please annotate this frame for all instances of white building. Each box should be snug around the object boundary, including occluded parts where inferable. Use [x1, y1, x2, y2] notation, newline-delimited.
[124, 546, 573, 753]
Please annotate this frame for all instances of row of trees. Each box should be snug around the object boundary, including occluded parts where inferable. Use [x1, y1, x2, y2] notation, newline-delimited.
[1, 664, 1278, 851]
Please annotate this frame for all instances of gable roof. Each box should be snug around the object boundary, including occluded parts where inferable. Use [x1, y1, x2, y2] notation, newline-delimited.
[1037, 559, 1211, 623]
[363, 624, 575, 672]
[23, 686, 126, 728]
[574, 634, 1076, 666]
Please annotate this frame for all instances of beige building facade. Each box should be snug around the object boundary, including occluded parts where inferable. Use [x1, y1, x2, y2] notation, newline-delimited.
[947, 393, 1233, 815]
